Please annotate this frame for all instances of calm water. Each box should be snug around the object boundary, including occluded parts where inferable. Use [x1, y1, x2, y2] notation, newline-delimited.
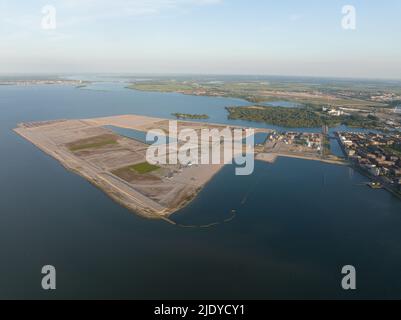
[1, 83, 401, 299]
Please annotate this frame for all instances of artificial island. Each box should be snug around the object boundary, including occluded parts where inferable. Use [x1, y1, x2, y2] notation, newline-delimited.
[15, 114, 356, 221]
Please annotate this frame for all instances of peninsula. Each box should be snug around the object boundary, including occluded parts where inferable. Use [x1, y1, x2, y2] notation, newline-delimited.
[13, 115, 266, 220]
[13, 114, 351, 220]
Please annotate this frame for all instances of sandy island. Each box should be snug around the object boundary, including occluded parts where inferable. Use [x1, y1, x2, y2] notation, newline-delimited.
[14, 114, 345, 221]
[14, 115, 270, 221]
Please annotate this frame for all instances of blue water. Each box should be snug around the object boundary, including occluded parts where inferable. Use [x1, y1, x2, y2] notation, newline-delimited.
[254, 132, 269, 145]
[1, 83, 401, 299]
[105, 125, 150, 144]
[243, 132, 269, 146]
[330, 138, 345, 158]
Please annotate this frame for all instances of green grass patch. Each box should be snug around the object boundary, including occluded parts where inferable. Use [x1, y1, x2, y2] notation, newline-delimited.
[128, 162, 160, 174]
[67, 134, 118, 151]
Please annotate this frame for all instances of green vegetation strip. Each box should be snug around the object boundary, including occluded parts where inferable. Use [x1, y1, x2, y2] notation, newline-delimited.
[129, 162, 160, 174]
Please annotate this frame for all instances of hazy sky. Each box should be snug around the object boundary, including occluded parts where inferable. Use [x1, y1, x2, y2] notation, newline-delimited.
[1, 0, 401, 78]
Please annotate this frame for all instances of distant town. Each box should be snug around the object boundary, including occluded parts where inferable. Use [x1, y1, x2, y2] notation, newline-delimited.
[0, 79, 86, 87]
[337, 132, 401, 195]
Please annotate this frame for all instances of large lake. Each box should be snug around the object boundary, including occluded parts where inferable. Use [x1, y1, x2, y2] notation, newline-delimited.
[1, 83, 401, 299]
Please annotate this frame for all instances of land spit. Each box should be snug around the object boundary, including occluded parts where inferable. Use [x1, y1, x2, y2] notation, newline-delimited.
[14, 114, 269, 220]
[15, 114, 345, 220]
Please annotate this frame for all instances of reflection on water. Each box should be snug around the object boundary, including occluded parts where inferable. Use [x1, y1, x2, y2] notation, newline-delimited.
[329, 137, 345, 157]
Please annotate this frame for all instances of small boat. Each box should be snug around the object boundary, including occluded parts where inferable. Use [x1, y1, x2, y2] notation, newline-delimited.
[368, 182, 383, 189]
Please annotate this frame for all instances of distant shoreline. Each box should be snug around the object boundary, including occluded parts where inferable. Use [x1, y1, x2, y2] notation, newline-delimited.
[0, 79, 89, 87]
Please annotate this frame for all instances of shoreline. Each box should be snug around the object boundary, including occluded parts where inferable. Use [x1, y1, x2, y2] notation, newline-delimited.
[13, 128, 168, 220]
[256, 152, 348, 166]
[349, 160, 401, 201]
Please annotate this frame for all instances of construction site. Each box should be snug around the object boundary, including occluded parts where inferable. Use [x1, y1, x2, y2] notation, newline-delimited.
[14, 114, 267, 221]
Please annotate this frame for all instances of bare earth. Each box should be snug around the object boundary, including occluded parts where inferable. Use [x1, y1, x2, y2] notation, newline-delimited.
[257, 139, 348, 166]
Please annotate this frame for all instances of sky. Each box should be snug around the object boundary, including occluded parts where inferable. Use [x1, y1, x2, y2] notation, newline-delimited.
[1, 0, 401, 78]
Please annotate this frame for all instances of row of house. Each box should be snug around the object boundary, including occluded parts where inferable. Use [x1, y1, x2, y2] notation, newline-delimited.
[338, 132, 401, 188]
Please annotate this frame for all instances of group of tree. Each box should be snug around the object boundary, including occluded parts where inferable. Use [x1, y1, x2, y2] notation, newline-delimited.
[226, 105, 383, 129]
[172, 113, 210, 120]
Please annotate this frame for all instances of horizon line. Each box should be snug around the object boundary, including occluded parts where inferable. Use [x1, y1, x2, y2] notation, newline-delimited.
[1, 72, 401, 82]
